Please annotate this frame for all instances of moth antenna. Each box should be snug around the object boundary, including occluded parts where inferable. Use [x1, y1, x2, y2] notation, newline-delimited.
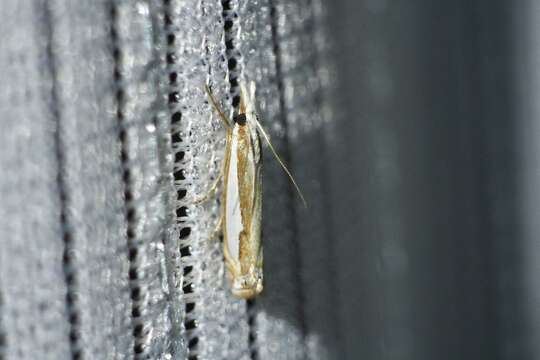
[204, 84, 232, 128]
[249, 81, 256, 100]
[254, 119, 307, 207]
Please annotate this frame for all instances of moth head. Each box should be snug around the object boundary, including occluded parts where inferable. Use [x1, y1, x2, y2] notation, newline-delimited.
[233, 113, 247, 126]
[239, 81, 257, 117]
[231, 265, 263, 299]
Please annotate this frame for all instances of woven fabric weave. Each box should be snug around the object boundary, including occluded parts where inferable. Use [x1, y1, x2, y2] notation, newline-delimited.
[0, 0, 333, 359]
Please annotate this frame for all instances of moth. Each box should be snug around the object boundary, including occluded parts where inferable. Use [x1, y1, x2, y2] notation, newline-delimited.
[204, 81, 305, 299]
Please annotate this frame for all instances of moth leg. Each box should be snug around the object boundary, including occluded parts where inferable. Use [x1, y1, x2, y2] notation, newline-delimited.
[210, 214, 223, 240]
[204, 84, 233, 129]
[191, 172, 223, 205]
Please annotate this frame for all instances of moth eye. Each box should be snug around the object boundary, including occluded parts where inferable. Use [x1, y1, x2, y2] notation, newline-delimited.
[233, 113, 247, 125]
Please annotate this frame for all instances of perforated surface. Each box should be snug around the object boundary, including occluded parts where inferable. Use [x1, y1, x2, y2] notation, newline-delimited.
[165, 0, 250, 358]
[1, 0, 335, 357]
[8, 1, 539, 360]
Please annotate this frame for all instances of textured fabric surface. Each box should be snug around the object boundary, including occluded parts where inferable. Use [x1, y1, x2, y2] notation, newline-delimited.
[0, 2, 71, 358]
[165, 0, 250, 358]
[0, 0, 336, 359]
[47, 0, 134, 358]
[4, 1, 540, 360]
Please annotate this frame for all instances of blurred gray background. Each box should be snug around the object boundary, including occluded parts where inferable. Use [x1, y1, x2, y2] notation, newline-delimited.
[1, 0, 539, 359]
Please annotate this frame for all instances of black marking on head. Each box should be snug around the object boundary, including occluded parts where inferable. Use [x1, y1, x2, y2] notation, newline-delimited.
[234, 113, 247, 125]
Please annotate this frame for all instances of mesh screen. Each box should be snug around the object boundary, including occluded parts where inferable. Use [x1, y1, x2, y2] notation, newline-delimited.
[0, 0, 337, 357]
[6, 1, 540, 360]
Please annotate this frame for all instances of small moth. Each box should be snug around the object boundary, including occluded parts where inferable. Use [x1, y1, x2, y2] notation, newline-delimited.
[204, 81, 305, 299]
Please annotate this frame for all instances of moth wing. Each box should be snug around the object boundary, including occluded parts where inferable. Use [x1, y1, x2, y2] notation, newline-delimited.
[223, 127, 243, 274]
[248, 142, 263, 266]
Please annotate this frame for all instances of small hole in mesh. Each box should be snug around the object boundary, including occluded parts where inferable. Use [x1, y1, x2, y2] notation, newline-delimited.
[129, 248, 138, 261]
[167, 52, 177, 64]
[164, 14, 172, 25]
[177, 189, 187, 199]
[133, 324, 144, 337]
[132, 307, 141, 317]
[62, 251, 70, 265]
[174, 169, 185, 180]
[188, 337, 199, 348]
[169, 92, 180, 103]
[131, 287, 141, 301]
[172, 111, 182, 123]
[117, 89, 124, 103]
[183, 283, 195, 294]
[167, 34, 175, 45]
[119, 129, 126, 142]
[232, 95, 240, 107]
[134, 343, 145, 354]
[65, 273, 75, 285]
[180, 227, 191, 239]
[127, 208, 136, 222]
[127, 228, 135, 239]
[169, 72, 177, 84]
[73, 350, 82, 360]
[228, 58, 237, 70]
[114, 69, 121, 82]
[175, 151, 185, 162]
[121, 151, 128, 164]
[222, 0, 232, 10]
[185, 303, 195, 313]
[66, 292, 74, 305]
[185, 319, 197, 330]
[188, 355, 199, 360]
[180, 246, 192, 257]
[224, 19, 233, 30]
[129, 268, 138, 280]
[69, 313, 79, 326]
[171, 131, 182, 144]
[176, 206, 188, 218]
[225, 39, 234, 49]
[183, 266, 193, 276]
[69, 331, 78, 343]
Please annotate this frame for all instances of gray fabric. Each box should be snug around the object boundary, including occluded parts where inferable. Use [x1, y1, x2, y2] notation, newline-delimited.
[236, 0, 306, 359]
[236, 0, 338, 359]
[6, 1, 540, 360]
[114, 1, 181, 357]
[324, 0, 540, 359]
[47, 0, 134, 358]
[272, 1, 340, 358]
[0, 2, 70, 358]
[165, 0, 250, 359]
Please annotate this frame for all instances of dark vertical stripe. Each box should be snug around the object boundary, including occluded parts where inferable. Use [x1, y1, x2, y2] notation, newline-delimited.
[221, 0, 241, 110]
[148, 0, 186, 355]
[0, 291, 5, 360]
[109, 3, 146, 357]
[43, 1, 81, 359]
[163, 0, 199, 357]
